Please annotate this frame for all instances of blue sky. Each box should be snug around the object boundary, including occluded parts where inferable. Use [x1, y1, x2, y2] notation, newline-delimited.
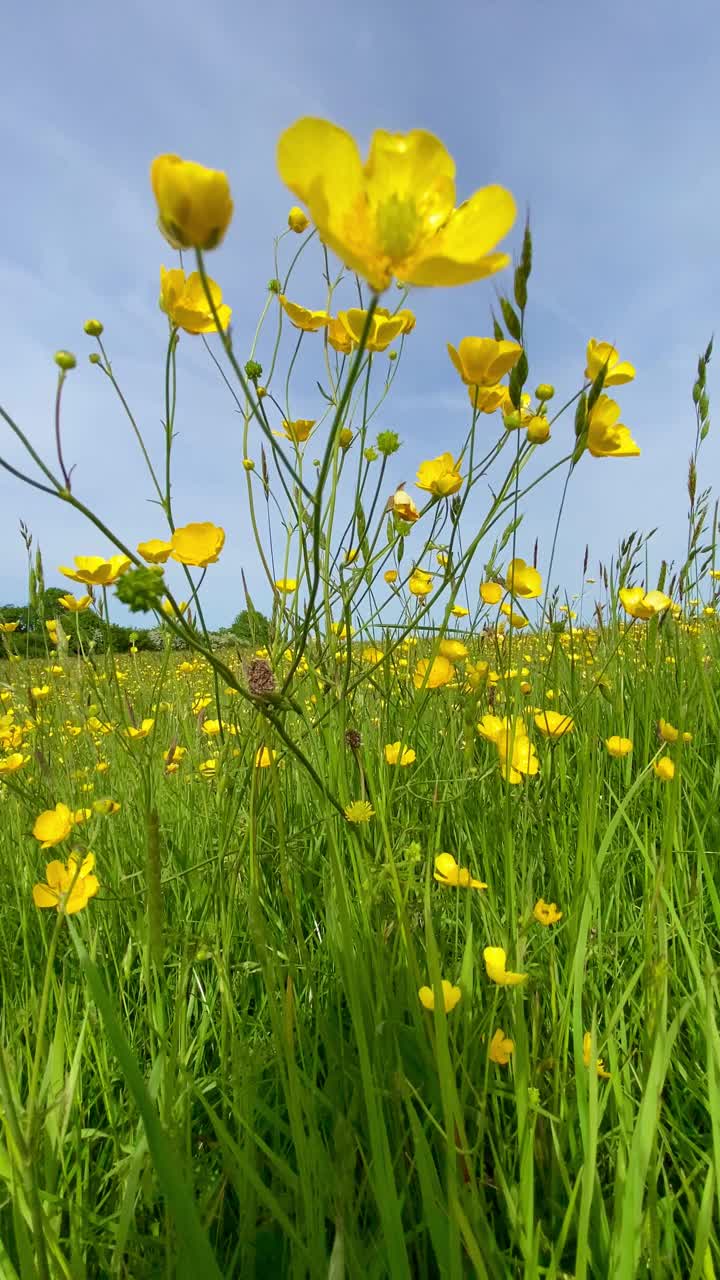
[1, 0, 718, 626]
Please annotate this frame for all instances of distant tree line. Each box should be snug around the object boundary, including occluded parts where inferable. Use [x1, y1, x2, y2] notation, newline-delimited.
[0, 591, 270, 660]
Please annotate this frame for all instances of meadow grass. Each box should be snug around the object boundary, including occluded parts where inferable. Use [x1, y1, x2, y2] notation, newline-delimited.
[1, 116, 718, 1280]
[1, 606, 719, 1278]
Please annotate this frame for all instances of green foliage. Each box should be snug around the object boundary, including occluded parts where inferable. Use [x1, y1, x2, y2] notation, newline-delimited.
[229, 607, 271, 647]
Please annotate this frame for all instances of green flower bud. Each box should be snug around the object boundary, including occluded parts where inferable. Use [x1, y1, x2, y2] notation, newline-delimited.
[267, 278, 281, 294]
[245, 359, 263, 381]
[88, 353, 101, 365]
[376, 430, 401, 456]
[363, 446, 378, 462]
[535, 383, 555, 401]
[54, 350, 77, 371]
[388, 350, 398, 362]
[115, 566, 165, 613]
[84, 319, 104, 337]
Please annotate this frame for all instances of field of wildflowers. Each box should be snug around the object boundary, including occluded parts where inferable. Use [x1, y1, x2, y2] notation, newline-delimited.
[1, 119, 719, 1278]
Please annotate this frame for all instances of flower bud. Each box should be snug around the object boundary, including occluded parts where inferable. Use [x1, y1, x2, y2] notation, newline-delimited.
[527, 415, 550, 444]
[376, 430, 401, 456]
[84, 319, 104, 337]
[242, 458, 255, 472]
[115, 566, 166, 613]
[88, 353, 101, 365]
[267, 278, 281, 294]
[287, 206, 309, 233]
[245, 359, 263, 382]
[535, 383, 554, 401]
[54, 350, 77, 371]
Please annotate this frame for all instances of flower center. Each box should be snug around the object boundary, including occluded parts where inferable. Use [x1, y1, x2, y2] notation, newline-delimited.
[376, 194, 420, 262]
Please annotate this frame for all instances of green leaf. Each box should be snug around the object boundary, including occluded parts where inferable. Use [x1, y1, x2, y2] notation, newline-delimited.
[68, 923, 223, 1280]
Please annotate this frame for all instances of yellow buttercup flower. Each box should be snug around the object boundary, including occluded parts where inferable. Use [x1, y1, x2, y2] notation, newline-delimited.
[468, 384, 511, 414]
[276, 118, 515, 292]
[653, 756, 675, 782]
[137, 538, 173, 564]
[278, 294, 331, 332]
[337, 308, 405, 352]
[32, 852, 99, 915]
[533, 899, 562, 926]
[408, 569, 433, 597]
[59, 556, 131, 587]
[275, 579, 297, 594]
[198, 758, 218, 779]
[390, 307, 416, 333]
[619, 587, 671, 620]
[465, 660, 489, 689]
[287, 206, 309, 233]
[480, 581, 504, 605]
[586, 395, 640, 458]
[344, 800, 375, 824]
[658, 719, 692, 744]
[0, 752, 29, 775]
[0, 620, 20, 633]
[418, 980, 461, 1013]
[585, 339, 635, 387]
[151, 154, 233, 251]
[438, 639, 468, 661]
[605, 735, 633, 758]
[489, 1029, 514, 1065]
[484, 946, 527, 987]
[534, 709, 574, 738]
[170, 522, 225, 567]
[58, 593, 92, 612]
[384, 741, 416, 766]
[497, 724, 539, 783]
[505, 558, 542, 600]
[279, 419, 315, 443]
[500, 602, 529, 629]
[413, 656, 454, 689]
[582, 1031, 611, 1079]
[416, 453, 463, 498]
[127, 719, 155, 741]
[93, 798, 121, 816]
[327, 316, 354, 354]
[388, 487, 420, 523]
[159, 266, 231, 334]
[434, 852, 486, 890]
[384, 569, 398, 584]
[255, 747, 276, 769]
[362, 646, 384, 664]
[32, 802, 74, 849]
[451, 605, 469, 618]
[447, 336, 522, 386]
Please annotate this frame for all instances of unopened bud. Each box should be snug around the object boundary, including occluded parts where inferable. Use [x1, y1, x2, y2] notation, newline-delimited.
[54, 350, 77, 371]
[527, 415, 550, 444]
[287, 206, 309, 233]
[377, 430, 401, 456]
[84, 319, 104, 337]
[535, 383, 555, 401]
